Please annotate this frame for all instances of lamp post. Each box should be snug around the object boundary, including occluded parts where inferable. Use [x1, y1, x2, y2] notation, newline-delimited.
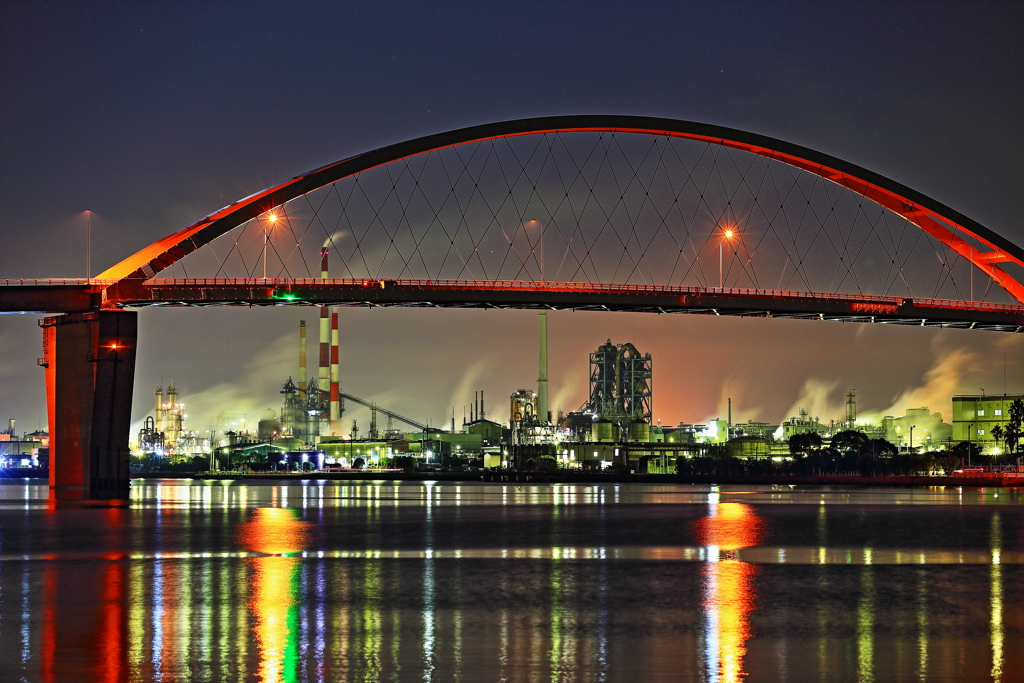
[263, 212, 278, 279]
[968, 422, 973, 467]
[719, 228, 734, 289]
[85, 209, 91, 280]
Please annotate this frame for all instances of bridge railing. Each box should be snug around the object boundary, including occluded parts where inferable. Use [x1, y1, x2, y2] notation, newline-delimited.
[0, 278, 118, 286]
[6, 277, 1023, 313]
[140, 277, 1024, 313]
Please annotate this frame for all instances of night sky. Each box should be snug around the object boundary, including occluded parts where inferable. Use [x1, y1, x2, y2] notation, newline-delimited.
[1, 1, 1022, 436]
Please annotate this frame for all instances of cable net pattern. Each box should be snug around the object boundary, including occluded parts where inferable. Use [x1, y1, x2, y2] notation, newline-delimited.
[173, 132, 1020, 305]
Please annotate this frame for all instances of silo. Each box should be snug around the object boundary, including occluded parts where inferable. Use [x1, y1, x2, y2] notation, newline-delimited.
[628, 420, 650, 443]
[591, 419, 619, 443]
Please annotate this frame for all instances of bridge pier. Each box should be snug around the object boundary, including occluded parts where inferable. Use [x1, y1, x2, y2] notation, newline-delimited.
[40, 311, 137, 506]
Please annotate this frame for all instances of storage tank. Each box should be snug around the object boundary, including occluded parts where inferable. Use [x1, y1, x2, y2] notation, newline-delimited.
[628, 420, 650, 443]
[591, 419, 619, 443]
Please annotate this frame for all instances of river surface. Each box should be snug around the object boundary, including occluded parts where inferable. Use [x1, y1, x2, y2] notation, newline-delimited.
[0, 479, 1020, 682]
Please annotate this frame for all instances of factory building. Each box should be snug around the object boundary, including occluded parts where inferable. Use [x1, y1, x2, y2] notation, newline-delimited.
[587, 339, 652, 425]
[952, 393, 1024, 454]
[136, 384, 209, 458]
[881, 408, 952, 451]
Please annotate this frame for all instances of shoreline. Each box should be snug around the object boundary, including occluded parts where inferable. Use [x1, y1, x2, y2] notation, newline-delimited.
[124, 471, 1024, 487]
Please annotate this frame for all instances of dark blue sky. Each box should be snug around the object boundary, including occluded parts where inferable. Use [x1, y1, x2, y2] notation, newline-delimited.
[1, 1, 1022, 434]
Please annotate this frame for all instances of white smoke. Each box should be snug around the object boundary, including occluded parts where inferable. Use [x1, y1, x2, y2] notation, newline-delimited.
[132, 330, 296, 437]
[858, 345, 982, 424]
[776, 377, 844, 427]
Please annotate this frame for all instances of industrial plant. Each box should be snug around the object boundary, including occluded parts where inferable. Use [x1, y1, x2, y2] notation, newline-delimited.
[110, 249, 1021, 473]
[115, 296, 1023, 476]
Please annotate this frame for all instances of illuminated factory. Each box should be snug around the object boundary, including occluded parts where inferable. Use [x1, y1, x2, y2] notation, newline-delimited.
[125, 249, 989, 471]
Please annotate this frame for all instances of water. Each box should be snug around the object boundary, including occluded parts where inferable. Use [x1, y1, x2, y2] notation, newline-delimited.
[0, 480, 1020, 682]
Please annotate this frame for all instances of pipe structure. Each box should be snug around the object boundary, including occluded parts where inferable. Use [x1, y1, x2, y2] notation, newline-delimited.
[298, 320, 307, 399]
[330, 312, 341, 434]
[538, 311, 548, 423]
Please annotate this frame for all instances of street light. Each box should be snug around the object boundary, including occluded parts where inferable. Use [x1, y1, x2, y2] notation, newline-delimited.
[719, 227, 735, 289]
[85, 209, 91, 280]
[262, 211, 278, 278]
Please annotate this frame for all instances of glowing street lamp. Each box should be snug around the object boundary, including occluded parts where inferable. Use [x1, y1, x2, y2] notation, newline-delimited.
[719, 227, 736, 289]
[263, 212, 278, 279]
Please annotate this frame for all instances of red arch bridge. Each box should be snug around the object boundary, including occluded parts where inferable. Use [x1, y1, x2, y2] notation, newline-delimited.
[2, 115, 1022, 503]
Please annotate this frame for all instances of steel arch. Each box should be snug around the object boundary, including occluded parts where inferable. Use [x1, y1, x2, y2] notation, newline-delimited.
[97, 115, 1024, 305]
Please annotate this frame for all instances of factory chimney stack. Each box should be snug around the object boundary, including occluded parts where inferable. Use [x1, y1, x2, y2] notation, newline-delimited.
[298, 320, 307, 399]
[481, 391, 485, 420]
[330, 313, 341, 434]
[538, 311, 548, 423]
[155, 386, 164, 433]
[318, 249, 330, 433]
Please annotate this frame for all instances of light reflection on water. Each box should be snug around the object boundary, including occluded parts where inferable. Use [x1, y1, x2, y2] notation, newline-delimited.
[0, 480, 1020, 682]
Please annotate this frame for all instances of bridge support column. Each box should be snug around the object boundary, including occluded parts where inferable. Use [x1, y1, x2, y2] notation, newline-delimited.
[40, 311, 137, 506]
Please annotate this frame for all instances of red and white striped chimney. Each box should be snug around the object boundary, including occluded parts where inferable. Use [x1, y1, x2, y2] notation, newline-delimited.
[330, 312, 341, 434]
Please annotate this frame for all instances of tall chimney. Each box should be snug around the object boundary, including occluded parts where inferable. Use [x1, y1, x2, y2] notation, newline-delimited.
[298, 320, 307, 399]
[330, 312, 341, 434]
[318, 249, 330, 435]
[481, 391, 485, 421]
[727, 397, 732, 434]
[538, 311, 548, 423]
[155, 387, 163, 433]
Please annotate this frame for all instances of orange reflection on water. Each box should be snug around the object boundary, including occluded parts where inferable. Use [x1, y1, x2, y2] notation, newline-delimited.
[237, 507, 311, 683]
[694, 502, 763, 683]
[97, 561, 125, 683]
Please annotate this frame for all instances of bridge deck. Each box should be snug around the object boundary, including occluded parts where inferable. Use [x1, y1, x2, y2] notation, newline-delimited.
[3, 278, 1022, 332]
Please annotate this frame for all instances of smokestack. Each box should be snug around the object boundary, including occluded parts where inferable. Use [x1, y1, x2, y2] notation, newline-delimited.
[155, 387, 163, 433]
[330, 313, 341, 434]
[728, 397, 732, 433]
[318, 248, 330, 436]
[298, 320, 307, 399]
[481, 391, 485, 421]
[319, 307, 329, 419]
[538, 311, 548, 423]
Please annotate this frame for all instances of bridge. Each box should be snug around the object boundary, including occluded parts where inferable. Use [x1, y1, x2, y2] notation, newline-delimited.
[2, 115, 1022, 504]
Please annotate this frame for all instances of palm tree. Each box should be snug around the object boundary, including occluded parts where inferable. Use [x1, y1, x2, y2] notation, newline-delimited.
[991, 424, 1005, 464]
